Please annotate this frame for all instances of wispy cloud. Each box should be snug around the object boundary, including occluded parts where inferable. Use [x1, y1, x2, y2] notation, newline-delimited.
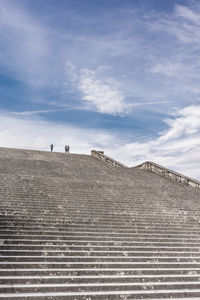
[151, 62, 188, 78]
[149, 3, 200, 44]
[113, 105, 200, 179]
[146, 2, 200, 107]
[13, 109, 58, 116]
[65, 62, 168, 115]
[0, 0, 51, 86]
[175, 4, 200, 25]
[65, 62, 126, 115]
[79, 68, 126, 114]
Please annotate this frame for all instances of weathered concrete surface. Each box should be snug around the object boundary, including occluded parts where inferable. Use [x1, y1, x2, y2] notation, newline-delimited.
[0, 147, 200, 299]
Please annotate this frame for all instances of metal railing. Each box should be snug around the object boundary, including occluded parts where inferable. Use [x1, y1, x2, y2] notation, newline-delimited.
[91, 150, 127, 168]
[135, 161, 200, 188]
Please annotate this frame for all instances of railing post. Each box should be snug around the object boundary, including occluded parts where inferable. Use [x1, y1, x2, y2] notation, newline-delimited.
[91, 150, 127, 168]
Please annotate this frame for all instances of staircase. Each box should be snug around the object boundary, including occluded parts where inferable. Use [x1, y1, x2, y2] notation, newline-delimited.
[1, 147, 200, 299]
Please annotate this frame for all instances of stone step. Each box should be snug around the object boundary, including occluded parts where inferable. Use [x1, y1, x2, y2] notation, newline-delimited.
[0, 205, 195, 213]
[0, 220, 199, 235]
[1, 288, 200, 299]
[1, 250, 200, 257]
[2, 274, 200, 284]
[2, 261, 200, 269]
[1, 216, 194, 226]
[1, 229, 200, 238]
[1, 204, 193, 214]
[1, 217, 197, 228]
[0, 210, 193, 222]
[1, 256, 200, 263]
[1, 267, 200, 276]
[2, 204, 194, 215]
[2, 238, 200, 247]
[2, 225, 200, 235]
[3, 281, 200, 294]
[1, 244, 200, 251]
[0, 209, 196, 219]
[2, 229, 200, 237]
[1, 234, 200, 242]
[1, 227, 200, 236]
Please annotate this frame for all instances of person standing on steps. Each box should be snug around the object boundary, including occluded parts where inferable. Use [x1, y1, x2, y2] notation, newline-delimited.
[50, 144, 54, 152]
[65, 145, 70, 154]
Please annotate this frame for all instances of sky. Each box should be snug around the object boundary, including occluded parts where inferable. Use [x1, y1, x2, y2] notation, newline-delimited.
[0, 0, 200, 179]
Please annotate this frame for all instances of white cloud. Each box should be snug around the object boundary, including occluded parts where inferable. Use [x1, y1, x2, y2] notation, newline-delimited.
[151, 62, 187, 78]
[0, 0, 51, 86]
[65, 61, 78, 87]
[79, 69, 126, 114]
[159, 106, 200, 141]
[65, 63, 126, 115]
[151, 4, 200, 44]
[175, 4, 200, 25]
[147, 2, 200, 105]
[108, 105, 200, 180]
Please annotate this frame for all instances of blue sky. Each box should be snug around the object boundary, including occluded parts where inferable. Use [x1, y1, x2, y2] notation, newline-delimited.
[1, 0, 200, 178]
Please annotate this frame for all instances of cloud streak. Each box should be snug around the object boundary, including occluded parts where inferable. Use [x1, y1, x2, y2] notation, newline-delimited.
[115, 105, 200, 179]
[0, 0, 51, 86]
[65, 62, 126, 115]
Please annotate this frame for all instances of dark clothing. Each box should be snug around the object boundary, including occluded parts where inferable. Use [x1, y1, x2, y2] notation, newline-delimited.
[65, 145, 70, 153]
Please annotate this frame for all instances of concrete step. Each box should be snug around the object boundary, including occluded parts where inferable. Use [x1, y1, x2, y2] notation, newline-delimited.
[2, 274, 200, 285]
[0, 290, 200, 299]
[1, 227, 199, 237]
[0, 221, 199, 236]
[1, 229, 200, 237]
[2, 229, 200, 237]
[2, 261, 200, 269]
[2, 225, 200, 235]
[1, 204, 194, 214]
[1, 250, 200, 257]
[2, 204, 195, 216]
[2, 234, 200, 243]
[1, 268, 200, 276]
[0, 210, 194, 223]
[3, 281, 200, 294]
[1, 217, 198, 228]
[1, 244, 200, 251]
[1, 256, 200, 263]
[2, 238, 200, 247]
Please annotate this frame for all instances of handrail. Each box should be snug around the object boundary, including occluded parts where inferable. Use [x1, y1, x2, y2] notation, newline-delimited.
[91, 150, 200, 188]
[135, 161, 200, 188]
[91, 150, 127, 168]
